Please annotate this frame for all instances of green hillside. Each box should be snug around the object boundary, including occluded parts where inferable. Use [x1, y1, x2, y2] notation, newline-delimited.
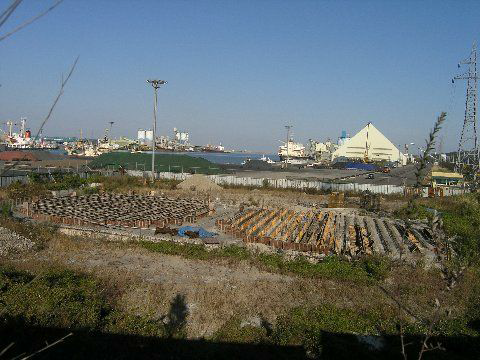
[89, 152, 222, 174]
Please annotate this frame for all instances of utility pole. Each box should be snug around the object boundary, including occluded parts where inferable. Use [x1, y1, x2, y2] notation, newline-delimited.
[147, 79, 167, 181]
[285, 125, 292, 168]
[453, 42, 479, 177]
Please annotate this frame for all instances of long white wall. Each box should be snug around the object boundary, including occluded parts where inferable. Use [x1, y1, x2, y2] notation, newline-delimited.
[126, 170, 467, 197]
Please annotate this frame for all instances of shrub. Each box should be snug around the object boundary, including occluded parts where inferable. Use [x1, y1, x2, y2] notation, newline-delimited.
[1, 203, 12, 217]
[6, 181, 48, 200]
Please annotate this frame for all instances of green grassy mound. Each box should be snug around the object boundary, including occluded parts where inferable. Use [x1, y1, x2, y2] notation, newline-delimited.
[89, 152, 222, 174]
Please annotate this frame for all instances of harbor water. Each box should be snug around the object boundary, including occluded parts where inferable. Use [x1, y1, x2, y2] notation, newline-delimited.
[49, 149, 279, 165]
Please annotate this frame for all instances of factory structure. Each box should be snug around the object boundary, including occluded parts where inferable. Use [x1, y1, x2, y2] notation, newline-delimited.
[331, 123, 406, 164]
[281, 122, 408, 166]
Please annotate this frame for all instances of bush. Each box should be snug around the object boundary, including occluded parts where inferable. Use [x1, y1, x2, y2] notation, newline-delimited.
[6, 181, 48, 200]
[47, 174, 87, 190]
[1, 203, 12, 217]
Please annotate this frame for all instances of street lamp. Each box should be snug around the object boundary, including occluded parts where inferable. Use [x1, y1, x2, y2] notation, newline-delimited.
[146, 79, 167, 180]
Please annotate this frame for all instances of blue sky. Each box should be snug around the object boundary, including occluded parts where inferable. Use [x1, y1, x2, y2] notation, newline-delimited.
[0, 0, 479, 152]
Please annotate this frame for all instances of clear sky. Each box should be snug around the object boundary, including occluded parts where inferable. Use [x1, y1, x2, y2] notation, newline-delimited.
[0, 0, 479, 153]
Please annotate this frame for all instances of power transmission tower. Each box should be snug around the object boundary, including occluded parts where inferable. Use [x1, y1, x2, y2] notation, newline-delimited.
[453, 42, 479, 175]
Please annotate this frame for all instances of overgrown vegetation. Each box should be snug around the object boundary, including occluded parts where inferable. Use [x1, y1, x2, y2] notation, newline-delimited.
[395, 193, 480, 265]
[4, 173, 182, 199]
[213, 300, 480, 360]
[0, 266, 182, 339]
[0, 267, 109, 329]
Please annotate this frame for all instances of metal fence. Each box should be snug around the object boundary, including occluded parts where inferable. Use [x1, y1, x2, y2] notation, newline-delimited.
[0, 175, 29, 187]
[126, 170, 469, 197]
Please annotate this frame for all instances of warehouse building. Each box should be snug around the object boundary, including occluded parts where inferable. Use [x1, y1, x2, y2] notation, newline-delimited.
[331, 123, 406, 165]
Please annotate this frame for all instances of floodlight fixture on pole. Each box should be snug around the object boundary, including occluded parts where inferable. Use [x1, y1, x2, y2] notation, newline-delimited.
[285, 125, 292, 168]
[146, 79, 167, 180]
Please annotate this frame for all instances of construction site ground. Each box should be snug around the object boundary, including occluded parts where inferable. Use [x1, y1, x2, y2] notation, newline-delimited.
[1, 183, 478, 359]
[3, 228, 431, 339]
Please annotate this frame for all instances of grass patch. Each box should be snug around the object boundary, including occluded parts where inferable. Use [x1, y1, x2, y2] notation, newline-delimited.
[140, 240, 380, 283]
[212, 305, 395, 359]
[0, 266, 169, 337]
[212, 317, 270, 344]
[0, 267, 109, 329]
[213, 302, 480, 359]
[256, 253, 373, 283]
[140, 241, 251, 262]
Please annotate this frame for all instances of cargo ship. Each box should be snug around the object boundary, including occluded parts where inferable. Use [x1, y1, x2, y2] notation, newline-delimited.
[278, 139, 309, 162]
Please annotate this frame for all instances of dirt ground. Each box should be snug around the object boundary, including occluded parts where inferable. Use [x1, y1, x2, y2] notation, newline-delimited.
[7, 234, 386, 338]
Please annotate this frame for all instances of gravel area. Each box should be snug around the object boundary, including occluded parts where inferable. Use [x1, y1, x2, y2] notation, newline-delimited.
[0, 226, 35, 257]
[178, 174, 223, 192]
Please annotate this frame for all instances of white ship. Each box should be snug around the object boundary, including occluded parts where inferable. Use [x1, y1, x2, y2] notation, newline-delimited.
[1, 118, 58, 149]
[278, 139, 309, 161]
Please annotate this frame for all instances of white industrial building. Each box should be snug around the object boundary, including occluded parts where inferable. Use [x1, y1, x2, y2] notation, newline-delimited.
[331, 123, 406, 165]
[137, 129, 153, 145]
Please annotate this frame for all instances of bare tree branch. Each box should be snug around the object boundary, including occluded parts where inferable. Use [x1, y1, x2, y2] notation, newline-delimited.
[19, 332, 73, 360]
[0, 0, 22, 30]
[377, 284, 423, 323]
[0, 342, 14, 357]
[34, 55, 79, 142]
[10, 352, 26, 360]
[0, 0, 64, 43]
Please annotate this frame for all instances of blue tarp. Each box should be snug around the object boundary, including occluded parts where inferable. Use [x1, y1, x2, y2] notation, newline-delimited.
[344, 162, 377, 171]
[177, 226, 217, 238]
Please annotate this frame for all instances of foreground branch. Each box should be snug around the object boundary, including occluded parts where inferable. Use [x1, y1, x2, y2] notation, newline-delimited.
[0, 0, 64, 42]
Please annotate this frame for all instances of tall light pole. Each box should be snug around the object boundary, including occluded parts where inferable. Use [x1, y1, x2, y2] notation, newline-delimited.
[285, 125, 292, 168]
[146, 79, 167, 180]
[108, 121, 114, 144]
